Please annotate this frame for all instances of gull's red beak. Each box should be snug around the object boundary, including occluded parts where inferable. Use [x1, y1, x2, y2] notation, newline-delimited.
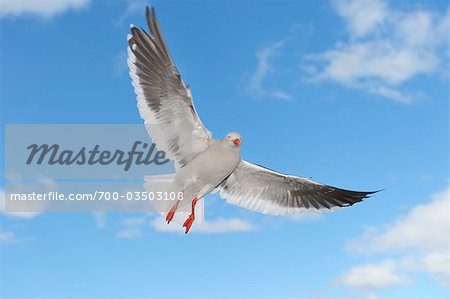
[233, 138, 240, 146]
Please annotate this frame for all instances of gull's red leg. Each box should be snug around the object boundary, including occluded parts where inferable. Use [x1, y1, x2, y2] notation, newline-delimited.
[166, 200, 179, 224]
[183, 198, 198, 234]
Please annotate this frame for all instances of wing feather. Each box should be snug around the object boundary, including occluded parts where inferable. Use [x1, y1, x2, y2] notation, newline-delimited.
[219, 161, 377, 215]
[127, 7, 212, 169]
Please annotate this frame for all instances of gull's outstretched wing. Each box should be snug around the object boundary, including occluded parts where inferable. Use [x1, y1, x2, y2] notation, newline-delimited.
[127, 7, 212, 168]
[219, 161, 377, 215]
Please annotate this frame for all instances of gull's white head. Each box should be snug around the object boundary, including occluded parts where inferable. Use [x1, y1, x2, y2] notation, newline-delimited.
[225, 132, 243, 148]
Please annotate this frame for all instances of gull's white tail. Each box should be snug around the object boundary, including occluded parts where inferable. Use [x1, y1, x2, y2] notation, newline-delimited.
[143, 174, 204, 225]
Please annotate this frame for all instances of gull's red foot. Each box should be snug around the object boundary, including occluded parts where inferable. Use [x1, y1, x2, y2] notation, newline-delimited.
[183, 198, 198, 234]
[183, 214, 195, 234]
[165, 210, 175, 224]
[166, 201, 179, 224]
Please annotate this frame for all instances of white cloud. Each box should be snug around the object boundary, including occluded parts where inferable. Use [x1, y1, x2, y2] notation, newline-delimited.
[342, 186, 450, 292]
[334, 0, 387, 38]
[247, 41, 292, 101]
[347, 187, 450, 255]
[423, 252, 450, 284]
[0, 189, 40, 219]
[152, 217, 256, 234]
[314, 39, 438, 86]
[0, 0, 90, 18]
[337, 260, 408, 290]
[366, 85, 411, 103]
[307, 0, 449, 103]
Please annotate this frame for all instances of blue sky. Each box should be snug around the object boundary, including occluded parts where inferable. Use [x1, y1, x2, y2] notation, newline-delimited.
[1, 0, 449, 298]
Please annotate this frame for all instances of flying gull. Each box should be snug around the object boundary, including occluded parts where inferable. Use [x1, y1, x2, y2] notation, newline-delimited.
[127, 7, 378, 234]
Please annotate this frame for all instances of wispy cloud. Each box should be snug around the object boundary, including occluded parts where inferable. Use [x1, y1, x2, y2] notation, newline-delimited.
[246, 41, 292, 101]
[0, 0, 90, 18]
[114, 0, 150, 26]
[152, 216, 256, 234]
[306, 0, 450, 103]
[338, 186, 450, 297]
[337, 260, 409, 290]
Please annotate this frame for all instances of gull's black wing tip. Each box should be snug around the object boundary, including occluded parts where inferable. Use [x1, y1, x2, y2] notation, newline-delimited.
[145, 6, 157, 19]
[366, 189, 385, 196]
